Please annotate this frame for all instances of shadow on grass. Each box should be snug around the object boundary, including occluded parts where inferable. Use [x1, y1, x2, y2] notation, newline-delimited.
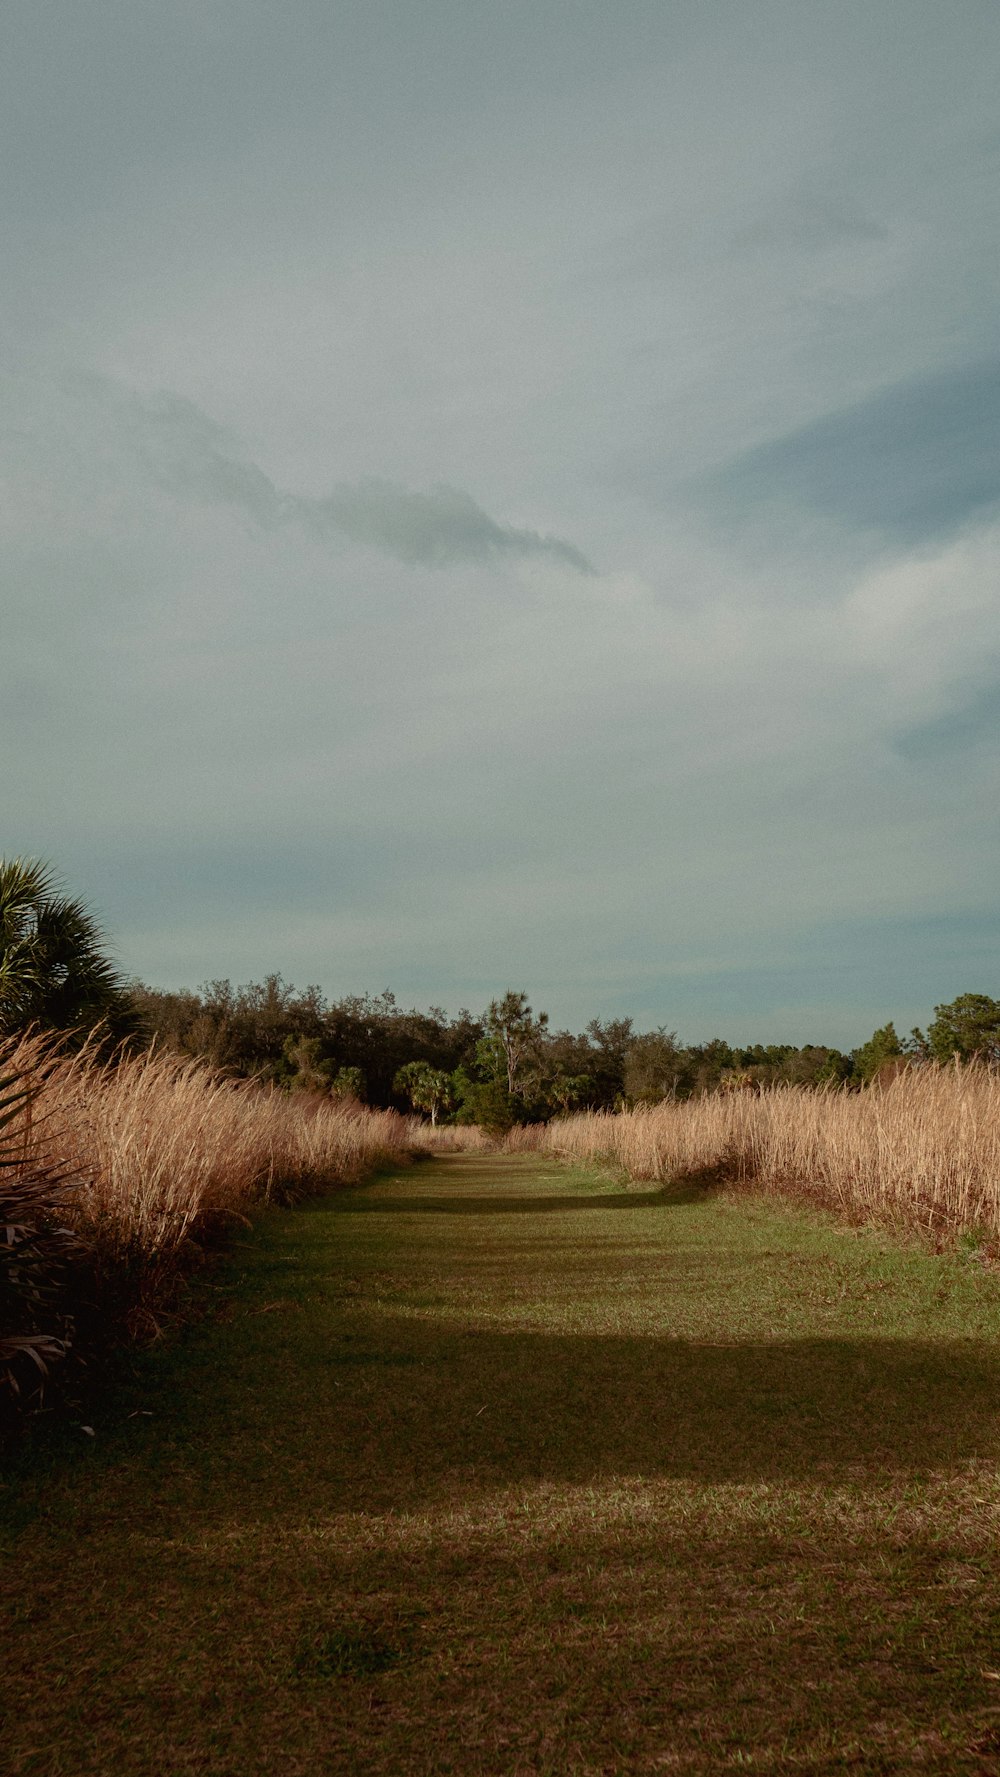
[329, 1175, 721, 1216]
[6, 1488, 1000, 1776]
[324, 1150, 722, 1217]
[329, 1191, 674, 1214]
[153, 1313, 1000, 1501]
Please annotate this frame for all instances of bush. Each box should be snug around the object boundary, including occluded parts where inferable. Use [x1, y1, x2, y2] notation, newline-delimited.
[459, 1078, 516, 1138]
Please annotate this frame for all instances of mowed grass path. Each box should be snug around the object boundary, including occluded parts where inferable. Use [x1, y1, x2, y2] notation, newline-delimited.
[5, 1154, 1000, 1775]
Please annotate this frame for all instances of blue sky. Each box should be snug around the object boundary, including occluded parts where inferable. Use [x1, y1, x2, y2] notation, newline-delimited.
[2, 0, 998, 1046]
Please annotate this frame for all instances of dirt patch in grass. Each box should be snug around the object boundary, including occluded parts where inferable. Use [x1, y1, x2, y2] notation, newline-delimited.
[4, 1153, 1000, 1774]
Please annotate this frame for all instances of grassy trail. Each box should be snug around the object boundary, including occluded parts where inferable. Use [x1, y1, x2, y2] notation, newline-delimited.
[4, 1153, 1000, 1775]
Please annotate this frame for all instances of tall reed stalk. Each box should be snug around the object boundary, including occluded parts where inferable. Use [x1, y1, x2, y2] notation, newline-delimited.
[536, 1066, 1000, 1241]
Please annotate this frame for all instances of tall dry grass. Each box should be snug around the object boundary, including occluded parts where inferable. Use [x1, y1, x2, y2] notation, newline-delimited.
[407, 1122, 495, 1154]
[26, 1040, 412, 1259]
[538, 1066, 1000, 1242]
[0, 1034, 416, 1413]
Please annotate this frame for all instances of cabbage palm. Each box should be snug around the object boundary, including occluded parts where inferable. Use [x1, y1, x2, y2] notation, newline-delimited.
[0, 857, 128, 1039]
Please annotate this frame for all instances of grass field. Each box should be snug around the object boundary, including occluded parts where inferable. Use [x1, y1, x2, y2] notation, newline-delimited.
[4, 1153, 1000, 1774]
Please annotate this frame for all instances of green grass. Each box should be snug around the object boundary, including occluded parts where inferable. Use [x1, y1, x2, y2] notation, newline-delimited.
[4, 1153, 1000, 1774]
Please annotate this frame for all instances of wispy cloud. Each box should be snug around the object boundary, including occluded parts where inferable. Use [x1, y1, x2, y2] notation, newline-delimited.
[697, 359, 1000, 547]
[116, 385, 593, 573]
[306, 479, 594, 572]
[123, 390, 287, 525]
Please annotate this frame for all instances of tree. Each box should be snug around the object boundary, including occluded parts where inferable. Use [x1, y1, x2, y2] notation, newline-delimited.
[481, 991, 548, 1098]
[684, 1038, 736, 1096]
[453, 1074, 516, 1137]
[393, 1061, 454, 1125]
[584, 1017, 633, 1108]
[623, 1030, 690, 1104]
[852, 1023, 905, 1083]
[282, 1035, 336, 1094]
[329, 1066, 365, 1104]
[920, 994, 1000, 1065]
[813, 1048, 855, 1086]
[545, 1072, 593, 1115]
[0, 858, 130, 1041]
[778, 1045, 832, 1086]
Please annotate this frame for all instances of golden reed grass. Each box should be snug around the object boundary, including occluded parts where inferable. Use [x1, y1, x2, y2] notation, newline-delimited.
[2, 1033, 415, 1265]
[3, 1034, 482, 1408]
[408, 1123, 494, 1154]
[534, 1066, 1000, 1242]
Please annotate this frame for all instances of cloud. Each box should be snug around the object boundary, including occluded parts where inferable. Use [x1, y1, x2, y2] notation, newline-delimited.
[121, 389, 287, 525]
[696, 359, 1000, 548]
[306, 479, 594, 572]
[7, 354, 999, 1045]
[114, 383, 594, 573]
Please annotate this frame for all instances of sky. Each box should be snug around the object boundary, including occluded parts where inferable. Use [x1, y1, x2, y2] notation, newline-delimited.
[3, 0, 999, 1047]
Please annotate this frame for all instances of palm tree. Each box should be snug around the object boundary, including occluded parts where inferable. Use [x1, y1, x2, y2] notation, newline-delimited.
[0, 857, 130, 1039]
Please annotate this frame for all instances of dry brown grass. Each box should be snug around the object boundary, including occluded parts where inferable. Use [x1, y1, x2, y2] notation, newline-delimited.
[536, 1065, 1000, 1243]
[8, 1037, 413, 1259]
[0, 1033, 419, 1409]
[406, 1121, 494, 1154]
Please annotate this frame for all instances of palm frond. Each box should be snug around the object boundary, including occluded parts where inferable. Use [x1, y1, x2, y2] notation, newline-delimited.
[0, 857, 130, 1042]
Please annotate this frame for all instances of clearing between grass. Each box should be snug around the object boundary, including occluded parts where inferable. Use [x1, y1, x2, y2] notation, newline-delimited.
[4, 1153, 1000, 1775]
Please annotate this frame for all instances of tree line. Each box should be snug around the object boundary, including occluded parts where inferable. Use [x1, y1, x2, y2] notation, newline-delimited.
[3, 859, 999, 1134]
[126, 982, 1000, 1131]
